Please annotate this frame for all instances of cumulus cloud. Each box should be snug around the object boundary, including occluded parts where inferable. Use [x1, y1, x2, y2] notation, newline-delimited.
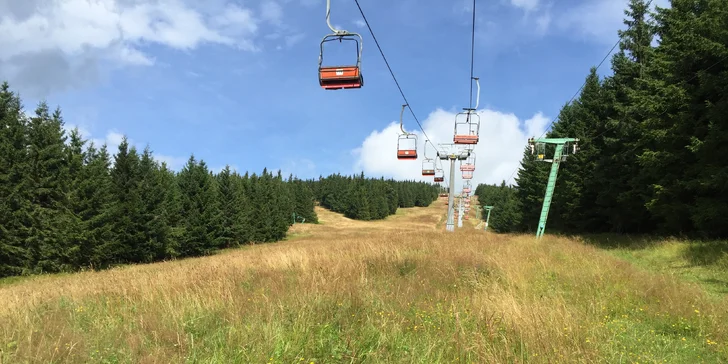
[352, 108, 549, 189]
[0, 0, 275, 96]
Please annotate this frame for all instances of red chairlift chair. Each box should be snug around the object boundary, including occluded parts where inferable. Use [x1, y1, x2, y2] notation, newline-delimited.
[318, 0, 363, 90]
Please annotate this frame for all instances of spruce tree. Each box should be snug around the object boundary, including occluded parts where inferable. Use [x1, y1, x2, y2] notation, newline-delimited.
[177, 156, 221, 255]
[105, 137, 144, 265]
[0, 82, 29, 276]
[65, 128, 88, 268]
[25, 103, 73, 273]
[159, 162, 182, 258]
[80, 143, 114, 268]
[514, 145, 549, 232]
[138, 146, 169, 262]
[216, 165, 244, 248]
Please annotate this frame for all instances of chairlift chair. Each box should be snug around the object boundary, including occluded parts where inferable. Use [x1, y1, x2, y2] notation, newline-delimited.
[397, 134, 418, 160]
[318, 0, 363, 90]
[453, 110, 480, 144]
[434, 169, 445, 182]
[421, 142, 436, 175]
[396, 104, 417, 159]
[462, 171, 473, 180]
[460, 152, 476, 171]
[463, 187, 471, 194]
[422, 159, 436, 176]
[528, 137, 546, 161]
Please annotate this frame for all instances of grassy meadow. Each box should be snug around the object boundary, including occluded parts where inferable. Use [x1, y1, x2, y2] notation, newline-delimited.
[1, 198, 727, 363]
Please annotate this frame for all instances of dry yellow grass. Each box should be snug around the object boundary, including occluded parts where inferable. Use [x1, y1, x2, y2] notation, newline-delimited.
[1, 200, 727, 363]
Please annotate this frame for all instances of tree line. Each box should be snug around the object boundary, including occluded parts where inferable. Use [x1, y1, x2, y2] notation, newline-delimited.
[479, 0, 727, 239]
[309, 173, 440, 220]
[0, 82, 318, 277]
[0, 82, 443, 278]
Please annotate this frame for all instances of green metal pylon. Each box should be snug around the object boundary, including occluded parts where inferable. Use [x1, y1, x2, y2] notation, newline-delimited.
[292, 212, 306, 224]
[527, 137, 579, 239]
[483, 205, 494, 231]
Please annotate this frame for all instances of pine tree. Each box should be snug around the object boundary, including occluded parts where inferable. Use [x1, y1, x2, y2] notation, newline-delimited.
[291, 178, 318, 223]
[514, 145, 549, 232]
[591, 0, 656, 233]
[0, 82, 30, 277]
[79, 143, 114, 269]
[216, 165, 244, 248]
[549, 68, 607, 232]
[177, 156, 221, 255]
[159, 162, 182, 258]
[105, 136, 144, 265]
[65, 128, 88, 269]
[25, 103, 73, 273]
[138, 146, 169, 262]
[652, 0, 728, 237]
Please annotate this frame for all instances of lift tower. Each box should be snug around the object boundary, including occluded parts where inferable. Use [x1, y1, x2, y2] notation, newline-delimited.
[483, 205, 494, 231]
[527, 137, 579, 239]
[437, 144, 470, 232]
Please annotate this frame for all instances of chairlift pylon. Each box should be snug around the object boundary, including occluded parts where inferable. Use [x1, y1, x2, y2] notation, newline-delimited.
[318, 0, 363, 90]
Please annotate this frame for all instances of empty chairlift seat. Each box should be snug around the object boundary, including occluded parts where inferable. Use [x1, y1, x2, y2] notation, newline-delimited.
[453, 110, 480, 145]
[318, 33, 364, 90]
[460, 152, 476, 171]
[319, 65, 363, 90]
[397, 134, 418, 160]
[434, 169, 445, 182]
[422, 159, 436, 176]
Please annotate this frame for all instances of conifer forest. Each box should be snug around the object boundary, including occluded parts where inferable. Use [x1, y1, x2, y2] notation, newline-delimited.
[477, 0, 727, 239]
[0, 84, 441, 278]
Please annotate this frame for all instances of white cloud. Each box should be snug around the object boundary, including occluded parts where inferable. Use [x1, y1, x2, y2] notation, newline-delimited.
[261, 0, 283, 25]
[63, 123, 93, 140]
[354, 19, 366, 28]
[0, 0, 266, 96]
[510, 0, 540, 12]
[352, 108, 549, 188]
[557, 0, 670, 44]
[61, 127, 187, 170]
[535, 12, 551, 35]
[0, 0, 260, 62]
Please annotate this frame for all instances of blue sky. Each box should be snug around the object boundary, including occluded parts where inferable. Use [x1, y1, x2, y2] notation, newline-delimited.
[0, 0, 669, 186]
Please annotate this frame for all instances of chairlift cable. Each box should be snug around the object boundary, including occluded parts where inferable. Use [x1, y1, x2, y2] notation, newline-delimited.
[468, 0, 477, 109]
[352, 0, 440, 153]
[503, 36, 621, 186]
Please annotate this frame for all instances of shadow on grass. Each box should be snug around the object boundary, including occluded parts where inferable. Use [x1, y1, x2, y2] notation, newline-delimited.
[576, 233, 668, 250]
[684, 241, 728, 266]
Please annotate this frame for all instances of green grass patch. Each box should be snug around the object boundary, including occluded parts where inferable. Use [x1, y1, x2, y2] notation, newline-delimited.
[582, 234, 728, 297]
